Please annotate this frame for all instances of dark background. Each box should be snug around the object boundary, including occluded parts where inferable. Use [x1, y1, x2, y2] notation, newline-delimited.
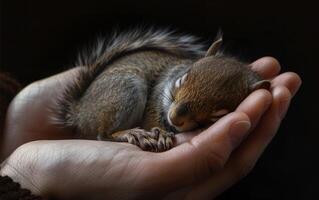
[1, 0, 318, 199]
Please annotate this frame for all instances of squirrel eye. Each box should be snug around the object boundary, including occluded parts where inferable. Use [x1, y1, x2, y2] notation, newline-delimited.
[174, 73, 188, 89]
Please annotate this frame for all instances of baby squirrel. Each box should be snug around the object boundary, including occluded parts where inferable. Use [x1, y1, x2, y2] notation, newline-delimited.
[55, 28, 270, 152]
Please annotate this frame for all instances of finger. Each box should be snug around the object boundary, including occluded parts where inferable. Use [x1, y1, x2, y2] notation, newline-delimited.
[185, 86, 291, 199]
[174, 129, 202, 145]
[236, 89, 272, 130]
[271, 72, 302, 97]
[142, 112, 251, 189]
[250, 57, 281, 79]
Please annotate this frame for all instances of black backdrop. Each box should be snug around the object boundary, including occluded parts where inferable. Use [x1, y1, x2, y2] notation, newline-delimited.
[1, 1, 318, 199]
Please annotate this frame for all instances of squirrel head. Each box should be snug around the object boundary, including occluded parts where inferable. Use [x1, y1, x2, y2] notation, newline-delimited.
[166, 33, 270, 132]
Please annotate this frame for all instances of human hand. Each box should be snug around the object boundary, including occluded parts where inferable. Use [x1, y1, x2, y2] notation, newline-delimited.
[0, 57, 301, 199]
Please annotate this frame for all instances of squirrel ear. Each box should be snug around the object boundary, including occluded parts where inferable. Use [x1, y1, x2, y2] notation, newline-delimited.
[250, 80, 271, 91]
[205, 30, 223, 57]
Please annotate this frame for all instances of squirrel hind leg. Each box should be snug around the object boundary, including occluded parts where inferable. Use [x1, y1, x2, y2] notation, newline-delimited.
[76, 73, 149, 139]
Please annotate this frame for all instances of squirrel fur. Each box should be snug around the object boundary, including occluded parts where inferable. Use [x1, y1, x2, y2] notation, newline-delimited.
[55, 28, 270, 152]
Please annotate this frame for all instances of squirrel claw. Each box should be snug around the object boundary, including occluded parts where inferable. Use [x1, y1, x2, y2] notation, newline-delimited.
[156, 128, 173, 152]
[150, 127, 174, 152]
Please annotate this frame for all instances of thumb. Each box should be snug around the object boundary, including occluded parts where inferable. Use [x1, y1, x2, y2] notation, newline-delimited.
[141, 112, 251, 189]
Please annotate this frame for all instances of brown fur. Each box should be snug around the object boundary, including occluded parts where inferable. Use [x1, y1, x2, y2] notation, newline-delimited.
[159, 56, 267, 132]
[56, 29, 269, 151]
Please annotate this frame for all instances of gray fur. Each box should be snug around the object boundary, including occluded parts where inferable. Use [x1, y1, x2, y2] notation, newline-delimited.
[77, 28, 205, 67]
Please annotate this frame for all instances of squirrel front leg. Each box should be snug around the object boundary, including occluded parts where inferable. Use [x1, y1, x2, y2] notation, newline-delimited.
[110, 100, 175, 152]
[111, 96, 174, 152]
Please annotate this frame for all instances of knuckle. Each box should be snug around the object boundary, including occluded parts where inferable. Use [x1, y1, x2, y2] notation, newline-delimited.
[284, 72, 302, 95]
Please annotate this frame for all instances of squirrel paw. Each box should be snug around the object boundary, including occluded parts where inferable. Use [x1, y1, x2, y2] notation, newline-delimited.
[150, 127, 175, 152]
[111, 127, 175, 152]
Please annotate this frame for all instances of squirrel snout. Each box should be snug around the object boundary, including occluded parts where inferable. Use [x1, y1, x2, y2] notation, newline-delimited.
[168, 114, 185, 127]
[167, 108, 197, 132]
[168, 102, 189, 127]
[168, 108, 184, 126]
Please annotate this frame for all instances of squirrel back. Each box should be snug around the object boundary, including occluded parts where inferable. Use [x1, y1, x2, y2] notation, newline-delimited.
[55, 28, 206, 131]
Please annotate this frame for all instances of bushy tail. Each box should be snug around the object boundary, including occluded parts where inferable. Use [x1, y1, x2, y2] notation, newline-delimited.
[76, 28, 205, 67]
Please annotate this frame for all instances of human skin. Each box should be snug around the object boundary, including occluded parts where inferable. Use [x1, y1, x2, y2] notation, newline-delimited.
[0, 57, 301, 199]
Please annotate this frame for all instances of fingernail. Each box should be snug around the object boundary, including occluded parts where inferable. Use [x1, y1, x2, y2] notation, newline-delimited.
[229, 120, 251, 147]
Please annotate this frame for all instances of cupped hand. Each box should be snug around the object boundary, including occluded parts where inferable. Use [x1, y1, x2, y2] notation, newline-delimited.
[0, 57, 301, 199]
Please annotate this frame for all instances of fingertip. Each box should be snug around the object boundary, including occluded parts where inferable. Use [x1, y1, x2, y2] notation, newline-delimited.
[274, 72, 302, 97]
[289, 72, 302, 97]
[252, 56, 281, 70]
[204, 111, 250, 134]
[250, 57, 281, 79]
[264, 56, 281, 68]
